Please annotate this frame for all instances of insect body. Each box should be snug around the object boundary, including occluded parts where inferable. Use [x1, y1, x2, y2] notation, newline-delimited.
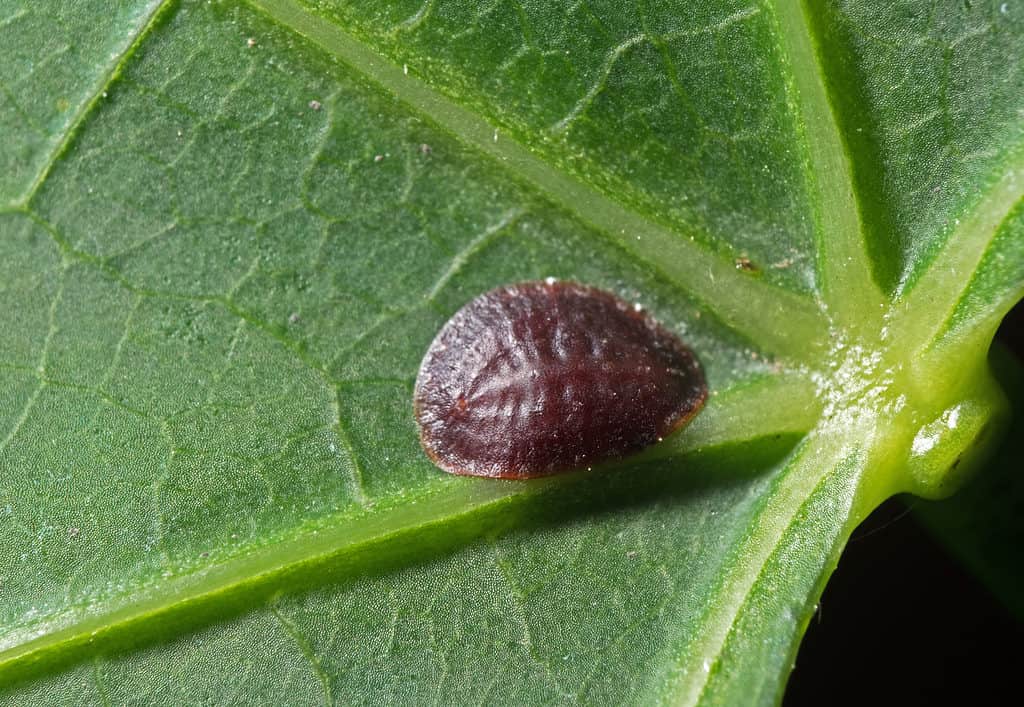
[414, 280, 707, 479]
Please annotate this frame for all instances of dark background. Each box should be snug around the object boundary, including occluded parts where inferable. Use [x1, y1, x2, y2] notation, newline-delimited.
[785, 302, 1024, 706]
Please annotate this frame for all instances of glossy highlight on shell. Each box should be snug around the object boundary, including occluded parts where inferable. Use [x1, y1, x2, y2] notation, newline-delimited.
[413, 280, 708, 479]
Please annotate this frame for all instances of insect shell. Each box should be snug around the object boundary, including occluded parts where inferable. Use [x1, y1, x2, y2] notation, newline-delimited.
[413, 280, 707, 479]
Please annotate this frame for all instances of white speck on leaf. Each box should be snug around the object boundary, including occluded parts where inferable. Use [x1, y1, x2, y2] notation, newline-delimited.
[912, 404, 964, 456]
[912, 432, 938, 455]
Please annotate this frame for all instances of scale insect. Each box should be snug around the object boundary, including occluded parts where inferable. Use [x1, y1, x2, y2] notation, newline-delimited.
[413, 280, 708, 479]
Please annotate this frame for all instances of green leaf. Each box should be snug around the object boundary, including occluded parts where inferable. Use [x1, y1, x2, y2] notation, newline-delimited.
[1, 0, 1021, 704]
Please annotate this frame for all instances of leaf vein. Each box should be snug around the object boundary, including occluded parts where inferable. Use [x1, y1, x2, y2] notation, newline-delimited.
[270, 602, 335, 707]
[243, 0, 828, 359]
[425, 207, 524, 302]
[0, 272, 64, 454]
[768, 0, 884, 326]
[15, 0, 170, 209]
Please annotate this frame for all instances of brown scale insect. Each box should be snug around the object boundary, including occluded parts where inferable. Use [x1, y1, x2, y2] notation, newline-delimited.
[413, 280, 708, 479]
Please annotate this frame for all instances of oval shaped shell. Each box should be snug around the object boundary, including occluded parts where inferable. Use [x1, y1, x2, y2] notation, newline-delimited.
[414, 281, 707, 479]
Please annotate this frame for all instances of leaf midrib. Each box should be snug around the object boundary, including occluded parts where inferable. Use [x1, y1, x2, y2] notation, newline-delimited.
[768, 0, 884, 327]
[0, 375, 813, 676]
[677, 432, 855, 706]
[891, 145, 1024, 354]
[243, 0, 828, 360]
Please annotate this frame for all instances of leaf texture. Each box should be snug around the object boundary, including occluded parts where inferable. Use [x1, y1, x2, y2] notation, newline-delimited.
[1, 0, 1021, 704]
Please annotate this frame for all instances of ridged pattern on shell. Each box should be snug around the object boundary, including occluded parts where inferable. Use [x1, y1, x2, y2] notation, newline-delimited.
[414, 281, 707, 478]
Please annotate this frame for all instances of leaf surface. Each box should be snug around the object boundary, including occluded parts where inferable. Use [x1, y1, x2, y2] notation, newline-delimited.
[0, 0, 1021, 704]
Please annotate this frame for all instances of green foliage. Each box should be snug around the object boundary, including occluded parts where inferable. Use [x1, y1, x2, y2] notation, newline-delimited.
[0, 0, 1021, 703]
